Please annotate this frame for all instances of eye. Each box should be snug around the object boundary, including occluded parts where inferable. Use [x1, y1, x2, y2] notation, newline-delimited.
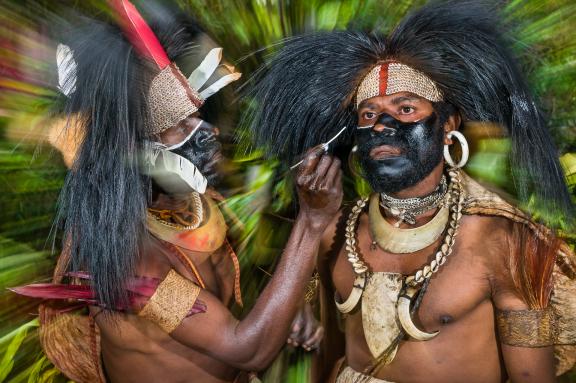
[399, 106, 415, 115]
[362, 111, 377, 120]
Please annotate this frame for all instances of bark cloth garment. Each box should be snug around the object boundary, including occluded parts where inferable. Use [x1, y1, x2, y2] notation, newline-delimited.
[326, 171, 576, 381]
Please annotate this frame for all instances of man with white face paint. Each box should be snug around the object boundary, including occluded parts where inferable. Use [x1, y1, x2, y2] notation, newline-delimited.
[13, 1, 333, 382]
[247, 2, 576, 382]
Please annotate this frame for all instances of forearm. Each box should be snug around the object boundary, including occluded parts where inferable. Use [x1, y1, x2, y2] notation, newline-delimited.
[232, 214, 322, 368]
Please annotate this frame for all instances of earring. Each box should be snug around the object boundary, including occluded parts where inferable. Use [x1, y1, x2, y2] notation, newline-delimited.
[443, 131, 469, 168]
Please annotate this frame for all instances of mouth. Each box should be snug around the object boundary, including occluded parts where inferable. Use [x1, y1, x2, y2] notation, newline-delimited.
[369, 145, 403, 160]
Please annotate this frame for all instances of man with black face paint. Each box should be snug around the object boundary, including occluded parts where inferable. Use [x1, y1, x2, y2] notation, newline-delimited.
[156, 115, 223, 189]
[356, 109, 446, 194]
[247, 2, 576, 382]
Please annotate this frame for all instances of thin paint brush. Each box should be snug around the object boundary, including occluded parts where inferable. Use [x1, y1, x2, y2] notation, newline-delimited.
[289, 125, 349, 170]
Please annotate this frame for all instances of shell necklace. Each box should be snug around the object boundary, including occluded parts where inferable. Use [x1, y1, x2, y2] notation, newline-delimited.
[369, 191, 450, 254]
[343, 168, 465, 339]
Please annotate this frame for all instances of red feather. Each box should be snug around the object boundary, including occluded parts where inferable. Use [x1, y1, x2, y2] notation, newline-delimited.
[11, 276, 207, 315]
[9, 284, 96, 301]
[109, 0, 170, 69]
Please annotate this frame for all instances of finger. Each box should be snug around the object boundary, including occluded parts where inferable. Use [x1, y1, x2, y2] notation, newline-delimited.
[296, 145, 326, 177]
[308, 155, 334, 190]
[317, 154, 334, 178]
[334, 164, 343, 188]
[291, 322, 302, 333]
[287, 337, 299, 347]
[287, 339, 299, 348]
[287, 315, 305, 345]
[301, 319, 317, 342]
[319, 157, 342, 190]
[297, 156, 332, 191]
[288, 330, 301, 344]
[303, 326, 324, 351]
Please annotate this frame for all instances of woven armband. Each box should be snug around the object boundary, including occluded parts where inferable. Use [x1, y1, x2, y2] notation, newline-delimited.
[138, 269, 201, 333]
[496, 308, 556, 347]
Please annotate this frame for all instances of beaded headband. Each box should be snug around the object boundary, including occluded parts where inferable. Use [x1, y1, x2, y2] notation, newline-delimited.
[356, 61, 442, 107]
[149, 64, 203, 135]
[148, 48, 242, 135]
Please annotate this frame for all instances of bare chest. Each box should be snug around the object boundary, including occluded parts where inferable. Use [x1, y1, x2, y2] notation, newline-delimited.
[331, 213, 494, 332]
[324, 207, 512, 381]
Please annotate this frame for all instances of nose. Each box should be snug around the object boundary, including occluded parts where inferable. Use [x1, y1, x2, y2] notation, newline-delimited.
[200, 120, 219, 136]
[195, 123, 221, 147]
[372, 114, 397, 136]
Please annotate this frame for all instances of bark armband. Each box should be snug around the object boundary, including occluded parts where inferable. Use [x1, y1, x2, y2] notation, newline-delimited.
[138, 269, 201, 333]
[496, 308, 556, 347]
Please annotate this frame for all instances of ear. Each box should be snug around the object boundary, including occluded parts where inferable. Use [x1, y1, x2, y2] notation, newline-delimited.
[443, 111, 462, 145]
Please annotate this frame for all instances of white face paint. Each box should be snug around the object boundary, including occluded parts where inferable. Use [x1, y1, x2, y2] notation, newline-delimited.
[357, 114, 423, 130]
[150, 118, 204, 151]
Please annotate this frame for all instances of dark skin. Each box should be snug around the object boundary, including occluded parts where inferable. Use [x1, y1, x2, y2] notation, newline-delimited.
[317, 92, 555, 383]
[92, 117, 339, 382]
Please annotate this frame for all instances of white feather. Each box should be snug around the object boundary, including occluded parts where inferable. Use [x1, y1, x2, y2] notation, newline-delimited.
[56, 44, 77, 96]
[187, 47, 223, 91]
[199, 72, 242, 99]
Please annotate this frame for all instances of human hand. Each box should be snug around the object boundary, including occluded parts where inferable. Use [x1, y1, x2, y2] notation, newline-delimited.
[287, 303, 324, 352]
[295, 146, 343, 232]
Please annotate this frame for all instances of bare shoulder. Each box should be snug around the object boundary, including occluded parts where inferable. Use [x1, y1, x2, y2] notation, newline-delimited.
[461, 213, 532, 308]
[460, 213, 515, 260]
[139, 234, 218, 284]
[137, 235, 178, 278]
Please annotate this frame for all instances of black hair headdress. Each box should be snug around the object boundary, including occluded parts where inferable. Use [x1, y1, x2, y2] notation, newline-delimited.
[55, 16, 151, 310]
[245, 31, 384, 161]
[247, 0, 574, 226]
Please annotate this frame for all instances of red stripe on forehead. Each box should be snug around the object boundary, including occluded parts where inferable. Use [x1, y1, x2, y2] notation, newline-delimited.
[379, 63, 389, 96]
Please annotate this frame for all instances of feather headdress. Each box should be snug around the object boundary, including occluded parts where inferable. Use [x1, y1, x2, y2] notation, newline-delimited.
[56, 0, 241, 135]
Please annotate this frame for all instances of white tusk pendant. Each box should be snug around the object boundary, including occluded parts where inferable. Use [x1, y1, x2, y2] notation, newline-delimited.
[397, 286, 439, 341]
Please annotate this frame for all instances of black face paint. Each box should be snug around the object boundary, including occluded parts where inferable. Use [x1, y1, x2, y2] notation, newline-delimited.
[356, 112, 445, 193]
[171, 121, 223, 186]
